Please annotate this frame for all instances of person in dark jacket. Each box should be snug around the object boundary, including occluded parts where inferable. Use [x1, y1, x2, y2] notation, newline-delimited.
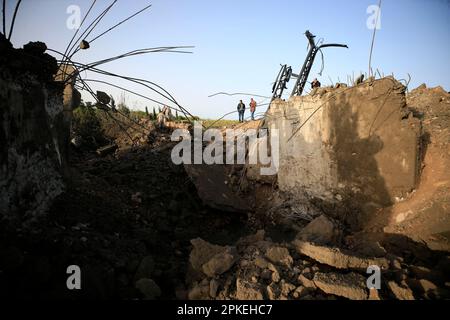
[237, 100, 246, 122]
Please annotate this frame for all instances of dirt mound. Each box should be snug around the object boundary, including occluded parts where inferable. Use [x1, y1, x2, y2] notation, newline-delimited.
[367, 84, 450, 251]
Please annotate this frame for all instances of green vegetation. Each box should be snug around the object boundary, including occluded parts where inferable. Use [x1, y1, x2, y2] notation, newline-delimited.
[200, 119, 240, 128]
[72, 104, 105, 147]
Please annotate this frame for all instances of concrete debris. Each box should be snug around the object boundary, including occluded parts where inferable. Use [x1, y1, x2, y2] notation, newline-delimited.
[387, 281, 415, 300]
[297, 274, 317, 290]
[296, 215, 340, 244]
[313, 272, 367, 300]
[134, 256, 155, 281]
[265, 246, 293, 267]
[292, 240, 390, 270]
[96, 144, 118, 157]
[135, 278, 161, 300]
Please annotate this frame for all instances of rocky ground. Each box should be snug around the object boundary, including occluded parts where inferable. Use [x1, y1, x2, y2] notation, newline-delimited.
[0, 120, 250, 299]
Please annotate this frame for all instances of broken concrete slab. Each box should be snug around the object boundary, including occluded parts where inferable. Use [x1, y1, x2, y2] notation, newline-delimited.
[292, 240, 389, 270]
[296, 215, 339, 244]
[313, 272, 367, 300]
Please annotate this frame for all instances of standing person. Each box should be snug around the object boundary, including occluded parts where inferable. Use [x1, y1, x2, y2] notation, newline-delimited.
[237, 100, 246, 122]
[249, 98, 257, 120]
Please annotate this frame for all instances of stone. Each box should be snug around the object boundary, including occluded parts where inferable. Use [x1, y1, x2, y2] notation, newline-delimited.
[96, 144, 118, 156]
[368, 289, 381, 300]
[296, 215, 338, 244]
[209, 279, 219, 298]
[409, 279, 438, 293]
[387, 281, 415, 300]
[292, 240, 389, 270]
[188, 282, 210, 300]
[267, 263, 281, 283]
[237, 230, 265, 246]
[235, 278, 264, 300]
[313, 272, 367, 300]
[409, 265, 432, 279]
[189, 238, 228, 272]
[260, 269, 272, 280]
[281, 280, 296, 296]
[353, 240, 387, 257]
[266, 283, 281, 300]
[254, 256, 269, 269]
[265, 246, 293, 267]
[202, 247, 237, 277]
[292, 286, 309, 299]
[135, 278, 161, 300]
[134, 256, 155, 280]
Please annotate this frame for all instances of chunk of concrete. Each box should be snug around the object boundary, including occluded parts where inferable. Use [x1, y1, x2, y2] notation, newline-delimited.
[265, 246, 293, 267]
[313, 272, 368, 300]
[135, 278, 161, 300]
[201, 248, 237, 277]
[189, 238, 227, 272]
[292, 240, 389, 270]
[265, 77, 421, 221]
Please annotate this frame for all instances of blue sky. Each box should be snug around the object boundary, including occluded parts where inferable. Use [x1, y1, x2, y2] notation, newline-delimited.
[7, 0, 450, 119]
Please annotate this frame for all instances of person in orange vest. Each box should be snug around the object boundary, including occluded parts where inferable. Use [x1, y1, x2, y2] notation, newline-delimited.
[249, 98, 257, 120]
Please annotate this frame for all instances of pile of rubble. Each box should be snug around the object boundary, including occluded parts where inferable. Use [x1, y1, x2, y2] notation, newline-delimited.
[184, 215, 450, 300]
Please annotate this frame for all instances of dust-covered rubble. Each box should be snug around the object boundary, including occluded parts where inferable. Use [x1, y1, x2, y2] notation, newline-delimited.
[184, 228, 450, 300]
